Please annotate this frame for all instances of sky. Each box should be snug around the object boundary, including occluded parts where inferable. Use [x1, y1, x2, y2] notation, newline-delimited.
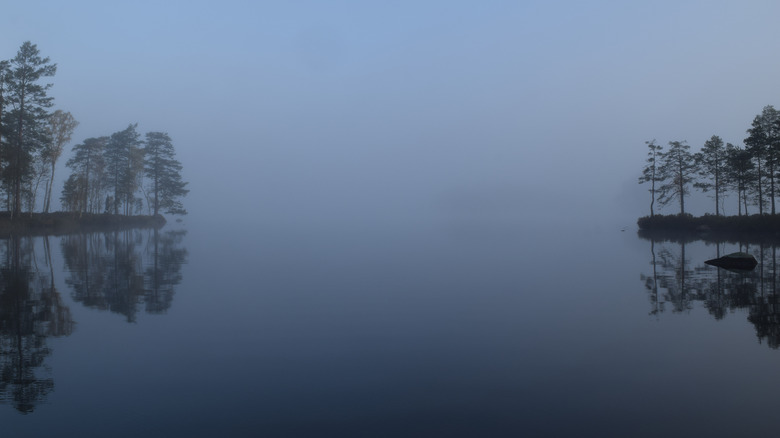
[3, 1, 780, 226]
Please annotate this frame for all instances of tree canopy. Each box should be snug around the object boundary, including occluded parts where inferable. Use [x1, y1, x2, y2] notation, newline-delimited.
[1, 42, 56, 217]
[0, 41, 188, 218]
[144, 132, 188, 216]
[639, 105, 780, 218]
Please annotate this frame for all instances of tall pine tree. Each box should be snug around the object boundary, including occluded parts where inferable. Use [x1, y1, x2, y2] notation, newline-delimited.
[694, 135, 728, 216]
[744, 105, 780, 214]
[658, 141, 697, 215]
[144, 132, 188, 216]
[2, 42, 56, 217]
[64, 136, 107, 214]
[725, 143, 755, 216]
[638, 139, 663, 217]
[103, 124, 141, 215]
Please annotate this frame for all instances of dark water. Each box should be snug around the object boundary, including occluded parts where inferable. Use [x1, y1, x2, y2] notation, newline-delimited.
[1, 216, 780, 437]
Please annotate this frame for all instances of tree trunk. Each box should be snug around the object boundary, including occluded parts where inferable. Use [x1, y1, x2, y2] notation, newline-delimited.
[114, 172, 119, 215]
[44, 162, 56, 213]
[772, 160, 776, 215]
[715, 171, 719, 216]
[14, 95, 24, 218]
[738, 185, 742, 216]
[678, 164, 685, 215]
[649, 181, 655, 217]
[154, 168, 159, 216]
[649, 163, 655, 217]
[758, 159, 764, 215]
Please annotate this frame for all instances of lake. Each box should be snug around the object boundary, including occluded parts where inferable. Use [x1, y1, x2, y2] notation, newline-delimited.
[1, 212, 780, 437]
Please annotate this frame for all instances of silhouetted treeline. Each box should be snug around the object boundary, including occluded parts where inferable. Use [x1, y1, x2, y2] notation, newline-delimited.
[61, 126, 188, 216]
[0, 41, 187, 219]
[639, 105, 780, 217]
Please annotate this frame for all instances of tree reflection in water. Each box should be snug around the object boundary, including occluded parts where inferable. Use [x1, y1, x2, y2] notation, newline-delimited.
[0, 236, 73, 414]
[0, 228, 186, 414]
[639, 233, 780, 349]
[61, 229, 187, 322]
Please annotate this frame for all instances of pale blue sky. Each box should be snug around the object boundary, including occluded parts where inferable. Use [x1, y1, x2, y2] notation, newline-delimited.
[3, 1, 780, 222]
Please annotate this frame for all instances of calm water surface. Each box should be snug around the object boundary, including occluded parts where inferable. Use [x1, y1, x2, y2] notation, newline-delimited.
[1, 213, 780, 437]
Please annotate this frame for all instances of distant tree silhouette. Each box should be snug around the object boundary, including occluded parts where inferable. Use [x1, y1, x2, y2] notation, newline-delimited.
[725, 143, 755, 216]
[694, 135, 728, 216]
[143, 132, 188, 216]
[1, 42, 56, 217]
[63, 137, 107, 214]
[1, 43, 197, 216]
[639, 140, 663, 217]
[657, 141, 696, 215]
[744, 106, 780, 214]
[42, 110, 78, 213]
[104, 124, 142, 215]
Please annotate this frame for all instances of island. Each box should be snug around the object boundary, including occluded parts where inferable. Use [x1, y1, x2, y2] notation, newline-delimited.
[638, 105, 780, 240]
[0, 212, 167, 237]
[638, 213, 780, 242]
[0, 42, 187, 231]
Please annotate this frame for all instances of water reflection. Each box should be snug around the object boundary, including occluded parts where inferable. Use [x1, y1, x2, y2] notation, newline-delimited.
[639, 233, 780, 349]
[62, 229, 187, 322]
[0, 228, 186, 413]
[0, 237, 72, 413]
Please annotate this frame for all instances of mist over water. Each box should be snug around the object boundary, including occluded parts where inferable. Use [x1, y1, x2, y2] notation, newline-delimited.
[5, 1, 780, 435]
[1, 195, 780, 436]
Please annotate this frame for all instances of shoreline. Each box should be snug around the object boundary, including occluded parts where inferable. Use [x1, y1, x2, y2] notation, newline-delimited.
[0, 212, 166, 237]
[637, 213, 780, 243]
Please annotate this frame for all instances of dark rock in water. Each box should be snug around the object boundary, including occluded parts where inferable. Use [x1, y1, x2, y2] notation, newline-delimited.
[704, 252, 758, 270]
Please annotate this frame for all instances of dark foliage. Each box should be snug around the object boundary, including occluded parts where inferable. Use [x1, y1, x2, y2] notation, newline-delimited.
[1, 42, 187, 221]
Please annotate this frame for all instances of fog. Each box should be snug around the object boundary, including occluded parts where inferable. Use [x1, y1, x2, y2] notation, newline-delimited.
[3, 1, 780, 227]
[7, 4, 780, 434]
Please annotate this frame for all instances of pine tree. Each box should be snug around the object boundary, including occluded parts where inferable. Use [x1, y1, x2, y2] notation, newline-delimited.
[64, 137, 107, 214]
[694, 135, 728, 215]
[1, 42, 56, 217]
[725, 143, 755, 216]
[104, 124, 141, 215]
[658, 141, 697, 215]
[144, 132, 188, 215]
[638, 140, 663, 217]
[744, 105, 780, 214]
